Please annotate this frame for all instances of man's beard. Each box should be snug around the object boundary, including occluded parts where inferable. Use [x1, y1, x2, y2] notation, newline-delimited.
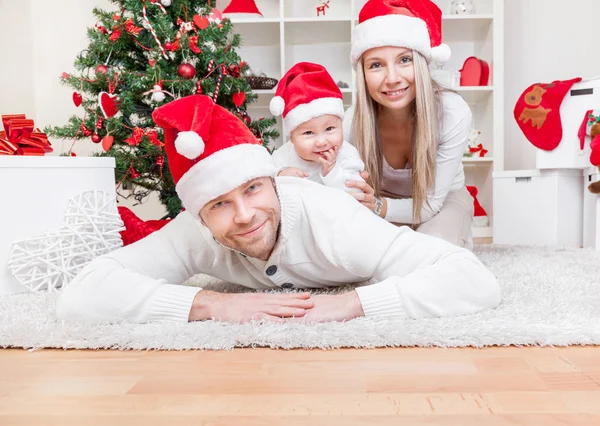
[224, 211, 280, 260]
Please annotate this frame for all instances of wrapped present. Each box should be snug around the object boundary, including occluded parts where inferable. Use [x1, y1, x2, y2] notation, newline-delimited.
[0, 114, 53, 156]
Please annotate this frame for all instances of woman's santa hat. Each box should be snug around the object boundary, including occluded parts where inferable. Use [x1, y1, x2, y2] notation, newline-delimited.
[152, 94, 275, 215]
[350, 0, 451, 69]
[269, 62, 344, 135]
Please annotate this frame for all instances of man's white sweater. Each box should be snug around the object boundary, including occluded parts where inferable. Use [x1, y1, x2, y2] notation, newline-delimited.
[56, 177, 501, 323]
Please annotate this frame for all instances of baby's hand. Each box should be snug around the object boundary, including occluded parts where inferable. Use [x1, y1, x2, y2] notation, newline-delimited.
[317, 146, 338, 177]
[277, 167, 309, 178]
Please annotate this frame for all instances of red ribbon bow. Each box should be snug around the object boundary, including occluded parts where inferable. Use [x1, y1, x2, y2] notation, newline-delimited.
[0, 114, 52, 156]
[468, 143, 488, 157]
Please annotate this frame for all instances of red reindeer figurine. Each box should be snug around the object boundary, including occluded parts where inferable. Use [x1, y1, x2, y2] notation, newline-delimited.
[316, 0, 330, 16]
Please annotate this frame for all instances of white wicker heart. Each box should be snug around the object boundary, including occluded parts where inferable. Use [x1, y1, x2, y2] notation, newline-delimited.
[7, 190, 125, 292]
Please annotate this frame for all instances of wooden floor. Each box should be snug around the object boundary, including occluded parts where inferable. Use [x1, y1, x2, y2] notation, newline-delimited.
[0, 346, 599, 425]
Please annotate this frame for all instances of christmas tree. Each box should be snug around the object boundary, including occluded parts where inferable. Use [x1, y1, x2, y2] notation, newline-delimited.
[46, 0, 278, 218]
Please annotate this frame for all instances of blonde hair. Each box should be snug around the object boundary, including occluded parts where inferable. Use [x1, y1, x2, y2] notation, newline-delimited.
[352, 51, 442, 225]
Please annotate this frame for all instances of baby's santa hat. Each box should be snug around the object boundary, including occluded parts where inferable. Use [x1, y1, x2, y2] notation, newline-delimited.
[351, 0, 451, 69]
[269, 62, 344, 135]
[152, 94, 276, 215]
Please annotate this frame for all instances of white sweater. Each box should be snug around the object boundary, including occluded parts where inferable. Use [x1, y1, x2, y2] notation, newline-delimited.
[272, 140, 366, 193]
[56, 177, 501, 324]
[343, 91, 471, 224]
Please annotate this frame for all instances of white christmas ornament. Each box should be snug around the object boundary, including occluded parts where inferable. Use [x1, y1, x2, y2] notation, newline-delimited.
[161, 0, 171, 6]
[7, 191, 125, 292]
[151, 91, 166, 102]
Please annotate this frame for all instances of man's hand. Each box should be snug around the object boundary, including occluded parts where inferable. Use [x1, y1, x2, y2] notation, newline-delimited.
[289, 291, 364, 323]
[317, 146, 338, 177]
[189, 290, 314, 323]
[278, 167, 309, 178]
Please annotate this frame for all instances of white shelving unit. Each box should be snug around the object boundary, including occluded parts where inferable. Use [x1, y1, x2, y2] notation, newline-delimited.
[222, 0, 504, 239]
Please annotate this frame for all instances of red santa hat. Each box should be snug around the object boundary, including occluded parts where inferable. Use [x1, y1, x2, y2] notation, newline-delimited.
[351, 0, 451, 69]
[222, 0, 263, 18]
[269, 62, 344, 135]
[152, 94, 276, 215]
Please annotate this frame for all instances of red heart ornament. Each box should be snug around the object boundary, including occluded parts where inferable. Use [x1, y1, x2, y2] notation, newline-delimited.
[102, 135, 114, 152]
[72, 92, 82, 107]
[98, 92, 119, 118]
[193, 14, 209, 30]
[62, 72, 70, 79]
[149, 59, 157, 67]
[232, 91, 246, 107]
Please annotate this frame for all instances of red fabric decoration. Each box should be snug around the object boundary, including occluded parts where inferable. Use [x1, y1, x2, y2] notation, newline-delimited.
[466, 186, 487, 218]
[118, 206, 170, 246]
[223, 0, 263, 16]
[514, 77, 581, 151]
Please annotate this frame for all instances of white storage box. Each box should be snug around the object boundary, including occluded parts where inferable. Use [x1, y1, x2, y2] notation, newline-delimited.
[536, 77, 600, 170]
[0, 156, 117, 295]
[583, 166, 600, 249]
[493, 169, 583, 246]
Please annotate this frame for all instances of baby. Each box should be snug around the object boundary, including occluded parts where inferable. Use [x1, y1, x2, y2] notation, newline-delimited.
[269, 62, 365, 192]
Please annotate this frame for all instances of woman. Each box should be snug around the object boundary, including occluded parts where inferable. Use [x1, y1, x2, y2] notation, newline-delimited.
[344, 0, 475, 249]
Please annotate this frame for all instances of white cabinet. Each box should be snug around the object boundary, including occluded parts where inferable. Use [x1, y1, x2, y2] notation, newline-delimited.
[224, 0, 504, 238]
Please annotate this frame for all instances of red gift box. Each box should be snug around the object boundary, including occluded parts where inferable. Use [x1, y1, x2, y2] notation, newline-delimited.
[0, 114, 53, 156]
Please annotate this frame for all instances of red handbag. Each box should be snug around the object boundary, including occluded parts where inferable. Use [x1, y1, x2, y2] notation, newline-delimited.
[459, 56, 490, 86]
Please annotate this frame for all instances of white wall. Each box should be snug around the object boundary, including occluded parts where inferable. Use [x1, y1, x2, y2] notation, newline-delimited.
[504, 0, 600, 170]
[0, 0, 165, 220]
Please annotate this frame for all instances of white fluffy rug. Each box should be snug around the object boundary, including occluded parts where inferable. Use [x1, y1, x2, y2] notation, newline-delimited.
[1, 245, 599, 351]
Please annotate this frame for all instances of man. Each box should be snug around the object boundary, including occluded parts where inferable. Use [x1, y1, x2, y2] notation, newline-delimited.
[57, 95, 501, 324]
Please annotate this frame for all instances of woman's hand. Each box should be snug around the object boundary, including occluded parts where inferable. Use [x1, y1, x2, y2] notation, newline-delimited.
[346, 171, 387, 216]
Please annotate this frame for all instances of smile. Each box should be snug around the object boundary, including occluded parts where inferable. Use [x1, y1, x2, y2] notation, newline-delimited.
[382, 87, 409, 98]
[237, 221, 266, 238]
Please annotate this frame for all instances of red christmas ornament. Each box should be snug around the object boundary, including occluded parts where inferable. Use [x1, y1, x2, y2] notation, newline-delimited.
[81, 124, 92, 136]
[72, 92, 82, 107]
[130, 167, 140, 179]
[95, 117, 104, 129]
[164, 41, 174, 50]
[102, 135, 114, 151]
[69, 152, 77, 156]
[91, 134, 101, 143]
[95, 64, 109, 75]
[178, 63, 196, 79]
[149, 59, 157, 67]
[195, 81, 203, 94]
[232, 91, 246, 107]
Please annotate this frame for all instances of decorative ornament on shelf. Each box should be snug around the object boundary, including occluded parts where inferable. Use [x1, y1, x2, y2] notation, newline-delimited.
[466, 186, 489, 227]
[450, 0, 476, 15]
[244, 64, 278, 90]
[316, 0, 331, 17]
[459, 57, 489, 87]
[7, 190, 125, 292]
[463, 128, 488, 158]
[0, 114, 52, 156]
[222, 0, 264, 18]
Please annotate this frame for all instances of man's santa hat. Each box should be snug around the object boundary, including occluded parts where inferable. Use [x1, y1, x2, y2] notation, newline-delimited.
[222, 0, 263, 18]
[152, 94, 275, 215]
[350, 0, 451, 69]
[269, 62, 344, 135]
